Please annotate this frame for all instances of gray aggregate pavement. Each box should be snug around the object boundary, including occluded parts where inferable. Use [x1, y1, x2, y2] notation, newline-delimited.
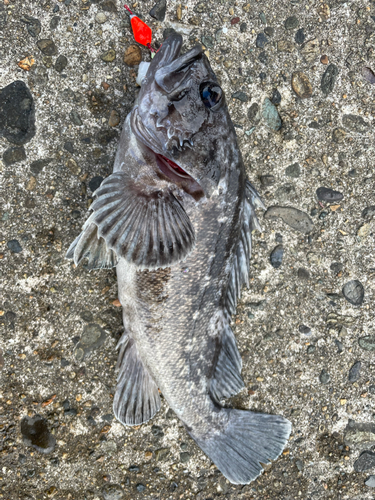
[0, 0, 375, 499]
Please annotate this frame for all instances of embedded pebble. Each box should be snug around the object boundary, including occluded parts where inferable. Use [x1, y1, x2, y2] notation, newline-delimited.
[365, 476, 375, 488]
[318, 3, 330, 21]
[108, 110, 120, 127]
[124, 45, 142, 66]
[101, 49, 116, 63]
[332, 128, 346, 143]
[316, 187, 343, 202]
[300, 39, 319, 63]
[155, 448, 170, 461]
[26, 176, 36, 191]
[285, 16, 299, 29]
[297, 268, 310, 280]
[248, 103, 260, 123]
[102, 484, 124, 500]
[101, 0, 117, 12]
[358, 336, 375, 351]
[342, 114, 369, 133]
[201, 35, 214, 48]
[295, 459, 304, 471]
[277, 40, 295, 53]
[95, 12, 107, 24]
[259, 12, 267, 24]
[354, 451, 375, 472]
[295, 28, 305, 44]
[264, 206, 314, 234]
[176, 4, 183, 20]
[50, 16, 60, 30]
[70, 110, 82, 126]
[180, 451, 191, 463]
[89, 176, 103, 193]
[270, 245, 284, 269]
[21, 415, 56, 454]
[362, 206, 375, 219]
[321, 64, 339, 95]
[299, 325, 311, 335]
[258, 52, 268, 64]
[3, 146, 26, 166]
[0, 81, 35, 145]
[7, 240, 23, 253]
[259, 175, 275, 187]
[342, 280, 364, 306]
[362, 67, 375, 85]
[291, 71, 313, 98]
[357, 223, 370, 238]
[256, 33, 269, 49]
[21, 15, 41, 37]
[66, 158, 81, 176]
[37, 39, 57, 56]
[348, 361, 361, 382]
[55, 55, 68, 73]
[344, 421, 375, 447]
[232, 91, 248, 102]
[150, 0, 167, 21]
[285, 163, 300, 178]
[271, 88, 281, 105]
[74, 323, 106, 360]
[262, 98, 282, 131]
[319, 369, 330, 384]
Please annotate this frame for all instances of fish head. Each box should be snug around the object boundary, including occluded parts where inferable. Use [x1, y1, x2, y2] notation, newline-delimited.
[131, 34, 238, 197]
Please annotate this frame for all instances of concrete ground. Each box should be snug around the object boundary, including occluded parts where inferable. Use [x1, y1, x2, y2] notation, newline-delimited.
[0, 0, 375, 498]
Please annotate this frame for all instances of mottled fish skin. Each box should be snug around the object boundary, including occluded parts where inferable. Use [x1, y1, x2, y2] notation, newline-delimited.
[67, 34, 291, 484]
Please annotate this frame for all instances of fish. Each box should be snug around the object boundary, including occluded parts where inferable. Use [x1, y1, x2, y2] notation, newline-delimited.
[66, 34, 291, 485]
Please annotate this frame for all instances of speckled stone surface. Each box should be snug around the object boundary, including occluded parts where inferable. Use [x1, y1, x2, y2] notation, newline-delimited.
[0, 0, 374, 499]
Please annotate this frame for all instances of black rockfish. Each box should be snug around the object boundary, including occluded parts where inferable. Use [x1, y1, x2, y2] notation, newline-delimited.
[67, 34, 291, 484]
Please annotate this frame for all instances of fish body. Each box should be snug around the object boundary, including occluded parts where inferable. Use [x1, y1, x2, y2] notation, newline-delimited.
[67, 35, 291, 484]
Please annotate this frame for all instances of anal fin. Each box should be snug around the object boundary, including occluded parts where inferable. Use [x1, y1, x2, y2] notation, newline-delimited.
[113, 333, 161, 426]
[210, 318, 244, 402]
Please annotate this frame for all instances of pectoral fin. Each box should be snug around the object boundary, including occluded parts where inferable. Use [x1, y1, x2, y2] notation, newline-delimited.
[66, 171, 195, 269]
[66, 220, 118, 270]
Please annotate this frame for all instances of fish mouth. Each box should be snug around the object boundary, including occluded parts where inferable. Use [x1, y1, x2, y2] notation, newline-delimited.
[131, 107, 204, 196]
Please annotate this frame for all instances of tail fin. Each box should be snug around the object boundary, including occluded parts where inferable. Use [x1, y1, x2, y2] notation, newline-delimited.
[190, 409, 291, 484]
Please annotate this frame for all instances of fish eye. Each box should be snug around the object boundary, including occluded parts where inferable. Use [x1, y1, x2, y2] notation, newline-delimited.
[199, 82, 223, 111]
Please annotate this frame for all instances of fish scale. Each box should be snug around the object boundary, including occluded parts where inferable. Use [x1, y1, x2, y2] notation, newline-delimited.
[67, 33, 291, 484]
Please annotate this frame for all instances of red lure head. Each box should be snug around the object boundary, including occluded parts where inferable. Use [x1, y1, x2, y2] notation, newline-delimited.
[124, 5, 153, 48]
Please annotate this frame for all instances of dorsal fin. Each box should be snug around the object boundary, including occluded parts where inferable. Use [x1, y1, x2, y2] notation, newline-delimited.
[210, 181, 265, 402]
[209, 317, 244, 402]
[225, 181, 265, 317]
